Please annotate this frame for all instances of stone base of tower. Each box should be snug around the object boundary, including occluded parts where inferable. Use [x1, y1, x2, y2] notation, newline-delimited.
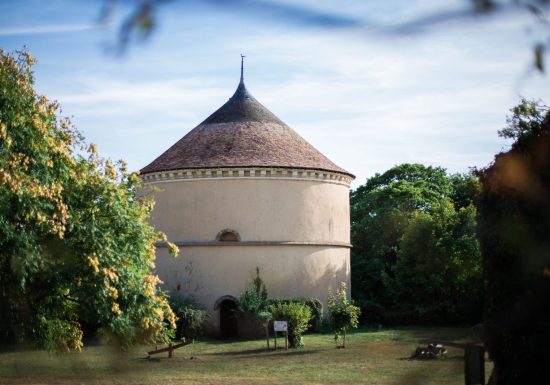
[154, 245, 351, 336]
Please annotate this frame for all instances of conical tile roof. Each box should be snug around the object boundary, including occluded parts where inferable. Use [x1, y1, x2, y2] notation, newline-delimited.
[141, 76, 353, 178]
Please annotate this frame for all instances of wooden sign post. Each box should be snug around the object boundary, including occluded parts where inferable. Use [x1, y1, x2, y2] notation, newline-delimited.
[273, 321, 288, 350]
[265, 322, 270, 350]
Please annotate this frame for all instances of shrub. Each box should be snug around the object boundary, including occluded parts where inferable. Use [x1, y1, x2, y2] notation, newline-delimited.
[237, 267, 268, 316]
[169, 294, 208, 340]
[236, 268, 271, 338]
[328, 282, 360, 348]
[269, 302, 312, 348]
[40, 319, 84, 353]
[267, 297, 323, 332]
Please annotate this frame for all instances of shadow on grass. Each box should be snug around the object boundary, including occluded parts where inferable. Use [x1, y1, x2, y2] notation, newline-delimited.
[204, 346, 323, 358]
[398, 354, 465, 361]
[371, 326, 483, 345]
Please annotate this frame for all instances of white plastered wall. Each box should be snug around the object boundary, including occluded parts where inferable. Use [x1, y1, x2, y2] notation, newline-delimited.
[155, 245, 350, 333]
[144, 176, 350, 244]
[141, 173, 352, 333]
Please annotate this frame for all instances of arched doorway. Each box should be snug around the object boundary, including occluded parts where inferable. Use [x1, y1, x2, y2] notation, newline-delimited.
[214, 296, 238, 338]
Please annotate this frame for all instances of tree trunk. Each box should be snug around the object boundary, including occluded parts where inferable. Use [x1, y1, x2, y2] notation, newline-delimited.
[343, 329, 346, 348]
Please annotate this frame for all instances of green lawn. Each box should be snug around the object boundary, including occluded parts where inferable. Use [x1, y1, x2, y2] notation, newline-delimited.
[0, 327, 491, 385]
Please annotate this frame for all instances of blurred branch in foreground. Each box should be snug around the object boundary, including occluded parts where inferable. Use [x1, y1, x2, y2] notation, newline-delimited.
[99, 0, 550, 73]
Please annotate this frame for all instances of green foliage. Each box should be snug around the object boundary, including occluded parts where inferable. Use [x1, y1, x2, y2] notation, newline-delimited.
[39, 318, 84, 353]
[237, 267, 269, 317]
[384, 201, 482, 322]
[498, 98, 550, 144]
[449, 173, 481, 210]
[267, 297, 323, 332]
[0, 49, 178, 351]
[327, 282, 360, 347]
[269, 302, 312, 348]
[478, 99, 550, 385]
[169, 294, 209, 340]
[236, 268, 272, 339]
[351, 163, 482, 324]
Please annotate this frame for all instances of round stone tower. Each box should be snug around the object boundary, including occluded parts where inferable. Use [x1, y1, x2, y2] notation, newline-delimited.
[140, 64, 354, 336]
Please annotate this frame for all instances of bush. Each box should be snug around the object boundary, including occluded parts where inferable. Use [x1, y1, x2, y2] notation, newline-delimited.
[236, 268, 271, 338]
[237, 267, 268, 316]
[40, 319, 83, 353]
[169, 294, 208, 340]
[267, 297, 323, 332]
[328, 282, 360, 348]
[269, 302, 312, 348]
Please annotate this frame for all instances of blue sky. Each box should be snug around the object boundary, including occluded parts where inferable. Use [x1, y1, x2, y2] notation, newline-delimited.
[1, 0, 550, 187]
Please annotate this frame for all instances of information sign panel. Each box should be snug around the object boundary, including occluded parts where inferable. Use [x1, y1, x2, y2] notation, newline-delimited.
[273, 321, 288, 332]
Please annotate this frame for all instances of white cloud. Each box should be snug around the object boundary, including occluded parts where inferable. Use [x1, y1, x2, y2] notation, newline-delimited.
[13, 0, 548, 188]
[54, 75, 229, 120]
[0, 23, 98, 35]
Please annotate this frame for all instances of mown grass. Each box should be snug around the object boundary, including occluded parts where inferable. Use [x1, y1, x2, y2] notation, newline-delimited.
[0, 327, 491, 385]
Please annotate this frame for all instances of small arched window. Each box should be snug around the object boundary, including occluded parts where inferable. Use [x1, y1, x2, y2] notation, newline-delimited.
[216, 229, 240, 242]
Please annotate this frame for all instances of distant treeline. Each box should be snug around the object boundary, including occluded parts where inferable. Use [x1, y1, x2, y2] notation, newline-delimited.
[350, 163, 483, 325]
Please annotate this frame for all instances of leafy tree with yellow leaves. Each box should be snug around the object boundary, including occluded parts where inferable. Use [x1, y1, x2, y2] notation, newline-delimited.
[0, 49, 178, 352]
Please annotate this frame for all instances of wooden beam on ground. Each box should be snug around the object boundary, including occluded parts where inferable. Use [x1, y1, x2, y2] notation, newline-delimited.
[147, 338, 193, 358]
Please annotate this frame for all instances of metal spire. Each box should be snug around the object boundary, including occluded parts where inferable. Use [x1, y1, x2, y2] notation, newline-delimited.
[240, 54, 245, 84]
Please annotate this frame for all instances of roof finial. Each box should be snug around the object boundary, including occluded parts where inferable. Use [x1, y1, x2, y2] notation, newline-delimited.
[240, 54, 245, 84]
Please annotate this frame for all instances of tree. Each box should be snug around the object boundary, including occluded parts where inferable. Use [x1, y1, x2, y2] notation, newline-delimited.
[477, 99, 550, 385]
[0, 49, 178, 351]
[350, 164, 450, 321]
[327, 282, 360, 348]
[350, 164, 482, 324]
[385, 200, 482, 323]
[498, 98, 550, 143]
